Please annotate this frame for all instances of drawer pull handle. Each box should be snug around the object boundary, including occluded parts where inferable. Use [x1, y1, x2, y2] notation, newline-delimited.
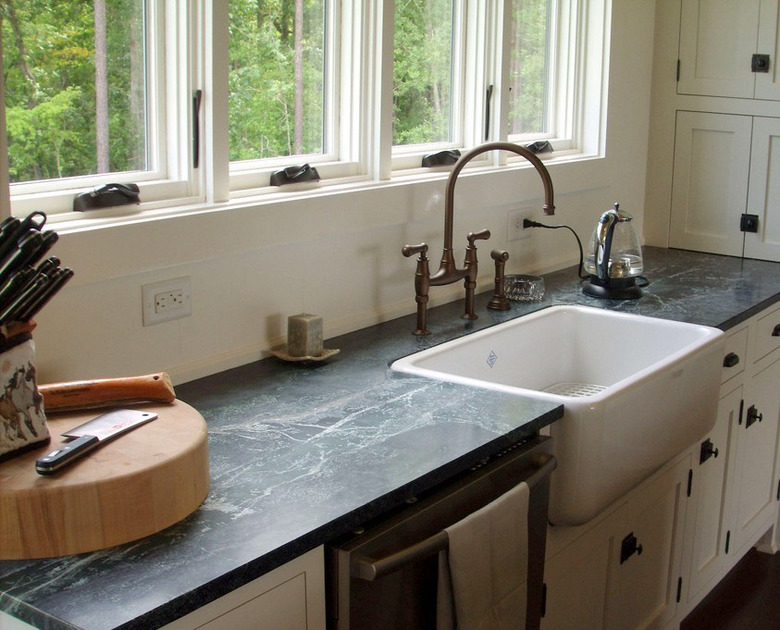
[772, 324, 780, 337]
[723, 352, 740, 368]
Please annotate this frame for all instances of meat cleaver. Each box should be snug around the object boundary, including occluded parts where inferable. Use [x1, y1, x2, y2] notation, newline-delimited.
[35, 409, 158, 475]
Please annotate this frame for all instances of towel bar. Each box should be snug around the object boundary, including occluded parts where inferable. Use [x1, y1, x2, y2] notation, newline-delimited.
[352, 453, 556, 582]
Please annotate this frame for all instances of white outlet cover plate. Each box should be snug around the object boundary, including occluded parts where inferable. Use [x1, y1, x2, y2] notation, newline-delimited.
[142, 277, 192, 326]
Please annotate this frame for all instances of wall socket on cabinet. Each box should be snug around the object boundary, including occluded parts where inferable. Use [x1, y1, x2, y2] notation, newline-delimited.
[142, 277, 192, 326]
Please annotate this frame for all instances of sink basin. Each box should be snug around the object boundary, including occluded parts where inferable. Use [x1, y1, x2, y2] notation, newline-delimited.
[392, 305, 726, 525]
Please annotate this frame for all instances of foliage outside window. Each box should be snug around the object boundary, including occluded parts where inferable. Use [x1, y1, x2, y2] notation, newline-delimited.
[393, 0, 454, 147]
[508, 0, 551, 136]
[1, 0, 146, 184]
[228, 0, 326, 162]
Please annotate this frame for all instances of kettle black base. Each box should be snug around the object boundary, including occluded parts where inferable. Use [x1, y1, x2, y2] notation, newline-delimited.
[582, 275, 643, 300]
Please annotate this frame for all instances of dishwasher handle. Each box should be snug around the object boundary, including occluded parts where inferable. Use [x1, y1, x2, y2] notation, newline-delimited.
[352, 453, 557, 582]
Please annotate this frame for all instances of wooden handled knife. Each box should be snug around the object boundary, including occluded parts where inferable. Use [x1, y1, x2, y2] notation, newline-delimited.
[39, 372, 176, 413]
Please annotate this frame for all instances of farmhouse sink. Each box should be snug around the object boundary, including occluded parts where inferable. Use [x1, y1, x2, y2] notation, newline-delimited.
[392, 305, 726, 525]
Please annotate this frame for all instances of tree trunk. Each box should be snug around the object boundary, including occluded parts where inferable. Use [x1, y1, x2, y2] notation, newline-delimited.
[4, 0, 39, 108]
[293, 0, 304, 154]
[94, 0, 110, 173]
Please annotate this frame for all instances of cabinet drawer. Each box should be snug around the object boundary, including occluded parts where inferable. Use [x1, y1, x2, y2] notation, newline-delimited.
[722, 326, 748, 383]
[753, 304, 780, 364]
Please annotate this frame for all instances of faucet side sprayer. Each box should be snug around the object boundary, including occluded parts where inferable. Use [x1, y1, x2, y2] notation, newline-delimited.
[402, 142, 555, 335]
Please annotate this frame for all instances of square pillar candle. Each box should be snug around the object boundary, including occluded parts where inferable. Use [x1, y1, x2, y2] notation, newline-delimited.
[287, 313, 323, 357]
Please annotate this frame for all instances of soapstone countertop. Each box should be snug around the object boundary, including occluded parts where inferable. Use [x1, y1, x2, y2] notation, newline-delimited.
[1, 247, 779, 630]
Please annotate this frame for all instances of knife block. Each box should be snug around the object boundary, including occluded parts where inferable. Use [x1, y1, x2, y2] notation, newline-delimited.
[0, 323, 50, 463]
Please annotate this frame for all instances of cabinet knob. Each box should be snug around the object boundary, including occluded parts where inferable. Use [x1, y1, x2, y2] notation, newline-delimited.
[745, 404, 763, 429]
[620, 532, 643, 564]
[700, 438, 720, 464]
[723, 352, 740, 368]
[772, 324, 780, 337]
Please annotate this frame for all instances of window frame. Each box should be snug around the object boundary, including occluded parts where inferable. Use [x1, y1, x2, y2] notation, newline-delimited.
[1, 0, 609, 223]
[6, 0, 201, 223]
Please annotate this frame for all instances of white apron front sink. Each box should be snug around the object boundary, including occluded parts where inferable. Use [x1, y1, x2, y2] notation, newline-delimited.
[392, 305, 726, 525]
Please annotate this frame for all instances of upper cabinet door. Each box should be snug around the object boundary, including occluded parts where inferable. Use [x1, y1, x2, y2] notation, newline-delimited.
[745, 117, 780, 260]
[678, 0, 761, 98]
[755, 0, 780, 100]
[670, 111, 753, 257]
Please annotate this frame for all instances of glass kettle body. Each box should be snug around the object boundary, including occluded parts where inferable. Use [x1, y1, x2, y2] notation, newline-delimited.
[582, 203, 644, 299]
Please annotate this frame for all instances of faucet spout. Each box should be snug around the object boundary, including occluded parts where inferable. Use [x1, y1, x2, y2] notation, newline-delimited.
[442, 141, 555, 256]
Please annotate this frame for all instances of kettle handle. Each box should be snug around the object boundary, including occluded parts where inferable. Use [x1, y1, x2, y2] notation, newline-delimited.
[596, 209, 620, 280]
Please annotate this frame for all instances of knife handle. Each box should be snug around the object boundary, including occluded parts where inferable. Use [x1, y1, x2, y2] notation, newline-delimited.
[35, 435, 100, 475]
[39, 372, 176, 413]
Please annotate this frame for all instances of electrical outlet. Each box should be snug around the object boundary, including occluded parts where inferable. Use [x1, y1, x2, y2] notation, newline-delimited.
[142, 277, 192, 326]
[508, 209, 534, 241]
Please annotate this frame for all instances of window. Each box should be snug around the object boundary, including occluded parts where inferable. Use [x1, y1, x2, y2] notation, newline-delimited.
[1, 0, 195, 218]
[0, 0, 606, 220]
[228, 0, 327, 162]
[2, 0, 147, 183]
[393, 0, 456, 147]
[507, 0, 552, 137]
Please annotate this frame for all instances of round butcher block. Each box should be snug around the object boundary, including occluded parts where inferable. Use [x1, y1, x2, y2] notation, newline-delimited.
[0, 400, 209, 559]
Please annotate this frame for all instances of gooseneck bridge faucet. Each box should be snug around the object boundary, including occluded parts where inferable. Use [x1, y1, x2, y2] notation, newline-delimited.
[402, 141, 556, 335]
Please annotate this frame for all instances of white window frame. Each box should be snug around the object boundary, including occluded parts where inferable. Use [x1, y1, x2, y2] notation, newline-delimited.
[1, 0, 610, 225]
[227, 0, 370, 197]
[8, 0, 201, 224]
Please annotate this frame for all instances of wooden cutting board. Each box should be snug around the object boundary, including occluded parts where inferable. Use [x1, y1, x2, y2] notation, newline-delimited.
[0, 400, 209, 559]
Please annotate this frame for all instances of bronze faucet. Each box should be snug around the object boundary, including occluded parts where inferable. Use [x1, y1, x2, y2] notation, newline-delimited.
[402, 141, 555, 335]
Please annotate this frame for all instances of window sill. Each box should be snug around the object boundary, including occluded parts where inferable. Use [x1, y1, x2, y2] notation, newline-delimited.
[47, 148, 601, 236]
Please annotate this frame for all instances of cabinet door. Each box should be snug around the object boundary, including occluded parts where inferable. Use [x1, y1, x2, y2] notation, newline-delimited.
[685, 386, 741, 601]
[606, 458, 690, 630]
[745, 118, 780, 261]
[729, 356, 780, 554]
[670, 112, 753, 256]
[755, 0, 780, 100]
[161, 547, 326, 630]
[678, 0, 761, 98]
[541, 521, 613, 630]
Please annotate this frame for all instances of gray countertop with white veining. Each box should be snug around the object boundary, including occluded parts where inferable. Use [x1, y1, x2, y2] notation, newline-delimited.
[1, 247, 779, 630]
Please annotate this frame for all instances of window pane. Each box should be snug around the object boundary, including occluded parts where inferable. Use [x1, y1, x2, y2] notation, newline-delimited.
[229, 0, 326, 162]
[393, 0, 454, 146]
[2, 0, 147, 184]
[508, 0, 551, 135]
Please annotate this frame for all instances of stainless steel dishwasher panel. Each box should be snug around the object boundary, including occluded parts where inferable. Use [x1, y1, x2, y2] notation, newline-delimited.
[326, 435, 555, 630]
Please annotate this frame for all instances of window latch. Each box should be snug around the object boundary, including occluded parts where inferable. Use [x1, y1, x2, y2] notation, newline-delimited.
[421, 150, 461, 168]
[73, 183, 140, 212]
[269, 164, 321, 187]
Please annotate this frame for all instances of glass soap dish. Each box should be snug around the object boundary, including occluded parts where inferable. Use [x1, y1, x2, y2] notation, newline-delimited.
[504, 274, 545, 301]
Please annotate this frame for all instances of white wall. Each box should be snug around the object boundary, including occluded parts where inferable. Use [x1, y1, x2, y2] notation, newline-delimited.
[31, 1, 657, 385]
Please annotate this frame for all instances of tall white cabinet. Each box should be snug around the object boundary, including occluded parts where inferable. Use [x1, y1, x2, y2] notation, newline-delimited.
[652, 0, 780, 262]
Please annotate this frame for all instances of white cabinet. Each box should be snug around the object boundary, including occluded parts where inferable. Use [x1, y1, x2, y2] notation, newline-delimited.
[683, 304, 780, 613]
[543, 302, 780, 629]
[670, 112, 780, 261]
[678, 0, 780, 100]
[542, 457, 691, 630]
[161, 546, 326, 630]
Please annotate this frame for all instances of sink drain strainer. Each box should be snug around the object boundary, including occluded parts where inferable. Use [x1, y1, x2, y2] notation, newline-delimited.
[544, 382, 606, 398]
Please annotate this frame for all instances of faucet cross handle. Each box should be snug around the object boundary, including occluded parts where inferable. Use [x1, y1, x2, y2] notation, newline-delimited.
[401, 243, 432, 336]
[467, 229, 491, 246]
[402, 243, 429, 259]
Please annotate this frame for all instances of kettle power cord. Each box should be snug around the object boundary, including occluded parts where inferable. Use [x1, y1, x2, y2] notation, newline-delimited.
[522, 219, 650, 288]
[523, 219, 588, 280]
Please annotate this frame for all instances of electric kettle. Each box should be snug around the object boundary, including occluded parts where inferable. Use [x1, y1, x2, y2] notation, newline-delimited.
[582, 203, 644, 299]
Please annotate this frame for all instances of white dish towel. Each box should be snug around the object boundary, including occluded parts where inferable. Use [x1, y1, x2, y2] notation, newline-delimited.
[437, 481, 530, 630]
